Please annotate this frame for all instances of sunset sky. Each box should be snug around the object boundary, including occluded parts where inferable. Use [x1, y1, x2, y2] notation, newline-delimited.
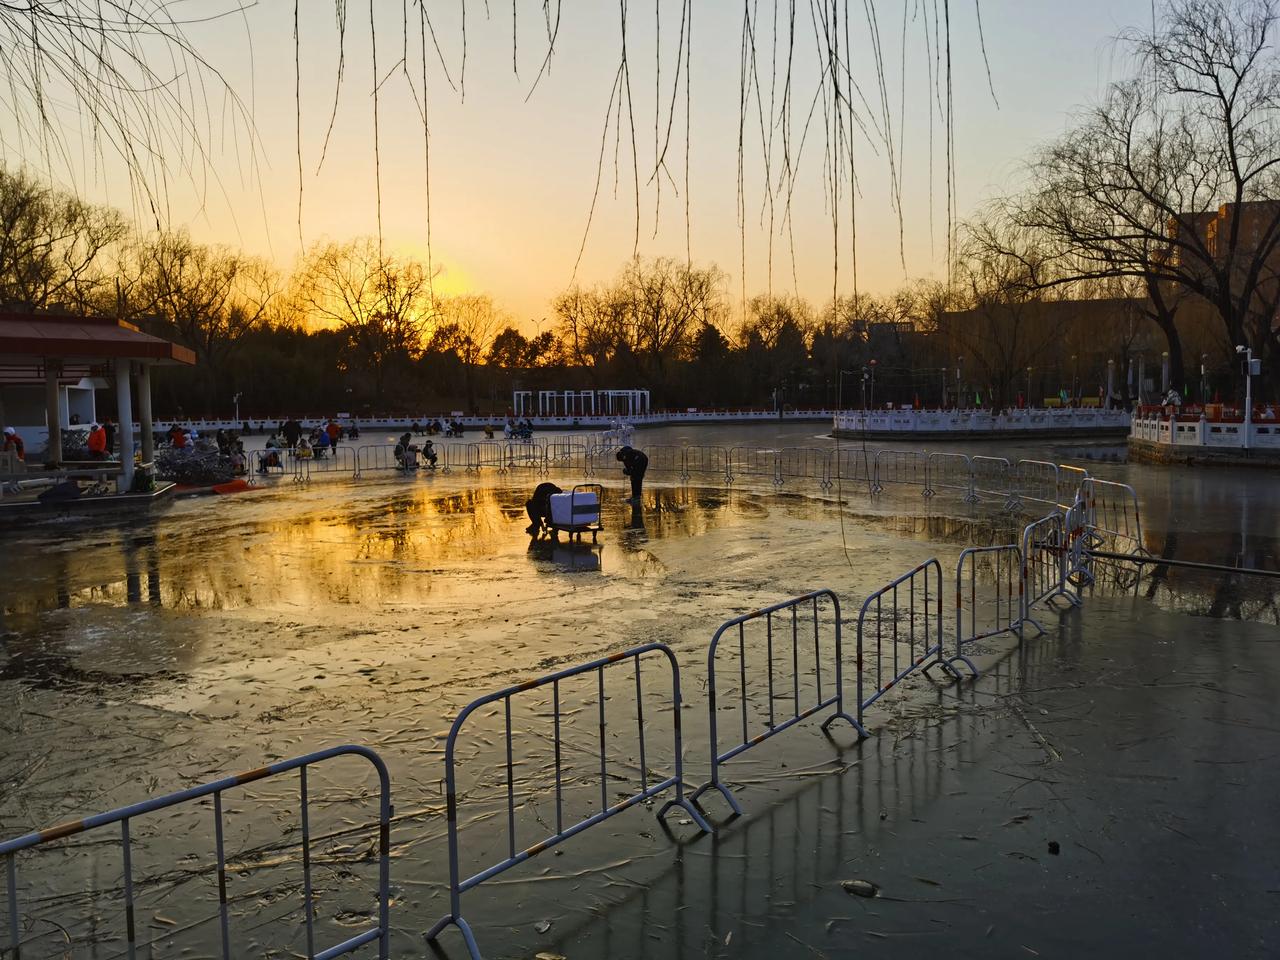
[16, 1, 1156, 329]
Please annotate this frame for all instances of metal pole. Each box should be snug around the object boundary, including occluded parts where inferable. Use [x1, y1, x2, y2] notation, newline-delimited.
[115, 362, 135, 492]
[1244, 347, 1253, 450]
[44, 360, 62, 467]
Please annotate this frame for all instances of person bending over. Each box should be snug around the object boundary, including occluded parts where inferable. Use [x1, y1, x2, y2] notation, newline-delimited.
[616, 446, 648, 503]
[525, 481, 563, 535]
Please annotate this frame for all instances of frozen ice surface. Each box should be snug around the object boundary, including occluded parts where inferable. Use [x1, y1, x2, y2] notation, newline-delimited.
[0, 423, 1275, 957]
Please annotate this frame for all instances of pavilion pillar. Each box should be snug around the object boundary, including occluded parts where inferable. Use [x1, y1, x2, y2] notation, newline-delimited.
[44, 360, 62, 466]
[138, 362, 154, 465]
[116, 361, 135, 492]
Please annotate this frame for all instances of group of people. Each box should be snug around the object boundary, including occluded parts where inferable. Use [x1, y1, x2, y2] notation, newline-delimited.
[407, 419, 465, 437]
[504, 419, 535, 441]
[523, 445, 648, 536]
[393, 433, 438, 470]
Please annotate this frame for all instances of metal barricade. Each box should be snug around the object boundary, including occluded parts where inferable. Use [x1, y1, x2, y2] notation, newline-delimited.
[1020, 511, 1079, 635]
[855, 559, 953, 728]
[357, 443, 400, 475]
[949, 545, 1023, 675]
[682, 445, 731, 482]
[728, 447, 778, 485]
[775, 447, 832, 488]
[1056, 464, 1090, 509]
[690, 591, 858, 815]
[251, 448, 287, 477]
[871, 449, 929, 495]
[0, 745, 392, 960]
[644, 444, 686, 478]
[925, 452, 976, 501]
[296, 444, 357, 481]
[971, 455, 1013, 506]
[466, 440, 507, 472]
[1079, 478, 1148, 556]
[1013, 459, 1060, 509]
[544, 439, 591, 474]
[502, 441, 547, 474]
[829, 447, 872, 486]
[425, 643, 710, 959]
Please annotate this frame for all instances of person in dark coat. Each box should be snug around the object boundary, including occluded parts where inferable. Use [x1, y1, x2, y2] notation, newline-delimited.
[616, 446, 648, 503]
[281, 419, 302, 450]
[525, 481, 563, 535]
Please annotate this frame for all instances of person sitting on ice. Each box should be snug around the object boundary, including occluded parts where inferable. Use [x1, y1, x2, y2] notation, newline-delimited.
[421, 439, 439, 468]
[313, 427, 331, 458]
[296, 436, 313, 459]
[525, 481, 563, 536]
[394, 432, 417, 469]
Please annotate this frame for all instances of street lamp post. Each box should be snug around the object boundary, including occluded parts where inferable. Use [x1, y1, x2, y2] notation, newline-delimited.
[869, 360, 878, 410]
[1200, 354, 1209, 405]
[233, 392, 242, 425]
[1070, 354, 1078, 407]
[1026, 367, 1033, 409]
[1236, 344, 1258, 450]
[956, 357, 964, 410]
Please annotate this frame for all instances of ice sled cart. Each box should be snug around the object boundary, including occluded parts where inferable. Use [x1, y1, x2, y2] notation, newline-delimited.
[547, 484, 603, 541]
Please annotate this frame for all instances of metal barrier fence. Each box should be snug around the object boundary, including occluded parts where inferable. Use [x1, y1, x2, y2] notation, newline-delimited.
[545, 439, 594, 475]
[1057, 464, 1090, 508]
[728, 446, 780, 484]
[829, 447, 873, 486]
[0, 745, 392, 960]
[1080, 478, 1147, 555]
[683, 444, 731, 481]
[950, 545, 1023, 675]
[501, 441, 548, 474]
[1020, 512, 1079, 635]
[855, 559, 957, 727]
[425, 642, 711, 960]
[777, 447, 832, 488]
[1013, 459, 1060, 508]
[690, 591, 858, 815]
[971, 455, 1014, 506]
[871, 449, 929, 495]
[925, 452, 977, 501]
[296, 444, 358, 481]
[645, 444, 686, 477]
[251, 448, 288, 477]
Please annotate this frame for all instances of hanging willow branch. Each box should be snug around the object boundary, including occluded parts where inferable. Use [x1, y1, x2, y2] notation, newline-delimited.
[0, 1, 261, 226]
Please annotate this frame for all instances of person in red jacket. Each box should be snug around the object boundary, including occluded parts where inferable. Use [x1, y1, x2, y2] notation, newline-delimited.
[86, 422, 108, 459]
[2, 427, 24, 460]
[326, 418, 341, 452]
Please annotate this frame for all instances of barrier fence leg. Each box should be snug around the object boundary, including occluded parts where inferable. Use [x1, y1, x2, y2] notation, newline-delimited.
[1020, 561, 1047, 638]
[655, 662, 715, 832]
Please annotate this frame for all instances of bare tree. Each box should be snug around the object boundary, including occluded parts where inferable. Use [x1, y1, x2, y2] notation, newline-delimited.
[939, 217, 1062, 410]
[0, 167, 128, 312]
[438, 294, 502, 410]
[1012, 0, 1280, 392]
[138, 231, 278, 409]
[297, 238, 435, 404]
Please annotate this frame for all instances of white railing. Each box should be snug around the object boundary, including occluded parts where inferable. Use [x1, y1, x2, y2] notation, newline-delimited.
[834, 407, 1131, 435]
[1130, 412, 1280, 450]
